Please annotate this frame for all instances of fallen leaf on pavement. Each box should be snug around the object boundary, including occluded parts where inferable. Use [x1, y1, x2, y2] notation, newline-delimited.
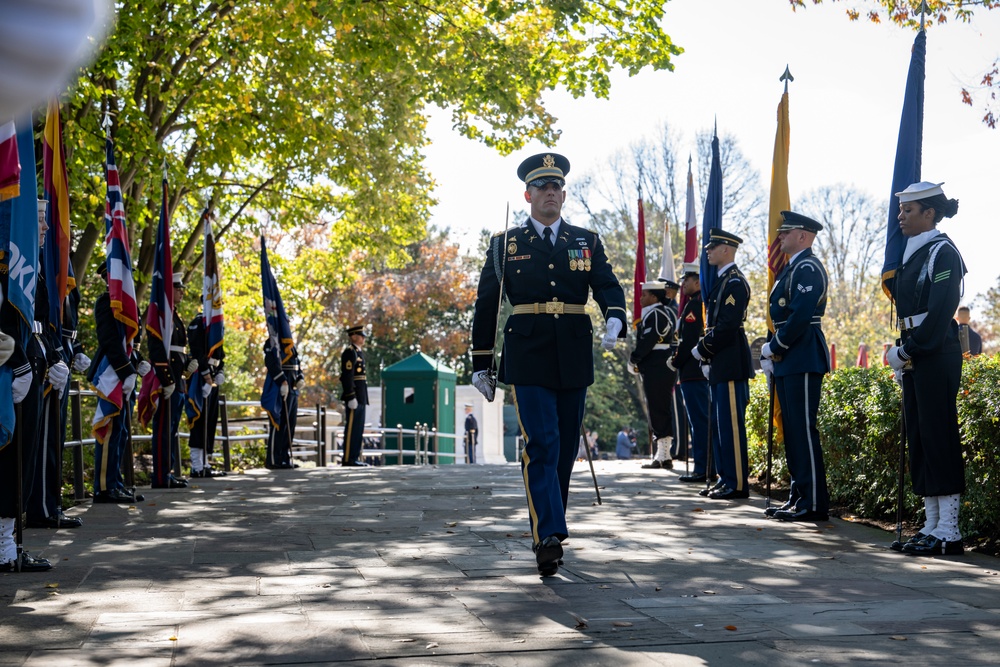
[724, 625, 737, 631]
[612, 621, 633, 627]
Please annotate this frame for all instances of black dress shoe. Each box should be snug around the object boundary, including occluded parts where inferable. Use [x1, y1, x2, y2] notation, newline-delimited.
[661, 459, 674, 470]
[0, 551, 53, 572]
[641, 460, 662, 469]
[25, 513, 83, 529]
[94, 489, 138, 504]
[189, 469, 205, 478]
[344, 461, 370, 467]
[534, 536, 563, 577]
[205, 468, 227, 477]
[903, 535, 964, 556]
[678, 474, 707, 483]
[708, 485, 750, 500]
[764, 501, 794, 518]
[773, 507, 828, 522]
[168, 476, 188, 488]
[698, 480, 725, 497]
[890, 532, 927, 552]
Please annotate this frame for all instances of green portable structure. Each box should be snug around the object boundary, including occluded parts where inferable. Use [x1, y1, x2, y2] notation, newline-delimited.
[381, 352, 457, 465]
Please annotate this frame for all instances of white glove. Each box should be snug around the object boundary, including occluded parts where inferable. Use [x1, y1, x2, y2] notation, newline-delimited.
[137, 360, 151, 376]
[47, 361, 70, 395]
[214, 371, 225, 386]
[472, 370, 496, 402]
[701, 364, 711, 381]
[12, 372, 32, 404]
[601, 318, 623, 350]
[201, 381, 213, 398]
[627, 361, 639, 376]
[760, 357, 774, 377]
[185, 358, 199, 375]
[760, 342, 774, 359]
[892, 370, 904, 388]
[295, 378, 305, 392]
[347, 398, 359, 410]
[691, 346, 703, 362]
[280, 382, 289, 397]
[666, 357, 677, 372]
[72, 352, 91, 373]
[162, 382, 175, 398]
[886, 345, 906, 370]
[122, 373, 137, 398]
[0, 332, 15, 366]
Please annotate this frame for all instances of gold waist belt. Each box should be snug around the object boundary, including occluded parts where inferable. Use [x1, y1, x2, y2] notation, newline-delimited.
[511, 302, 587, 315]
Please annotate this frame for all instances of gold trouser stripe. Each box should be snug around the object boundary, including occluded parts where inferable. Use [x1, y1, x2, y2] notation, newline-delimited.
[728, 381, 744, 491]
[512, 385, 541, 544]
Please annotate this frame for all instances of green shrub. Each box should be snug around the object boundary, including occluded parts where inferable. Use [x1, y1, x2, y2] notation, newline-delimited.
[746, 355, 1000, 547]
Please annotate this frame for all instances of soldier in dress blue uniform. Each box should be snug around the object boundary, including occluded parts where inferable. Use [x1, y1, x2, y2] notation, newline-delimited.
[671, 262, 712, 483]
[340, 325, 369, 467]
[760, 211, 831, 522]
[630, 280, 678, 470]
[470, 152, 627, 577]
[885, 181, 967, 556]
[690, 229, 754, 501]
[187, 313, 226, 477]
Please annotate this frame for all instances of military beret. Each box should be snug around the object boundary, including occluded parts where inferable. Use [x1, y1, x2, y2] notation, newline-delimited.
[896, 181, 945, 203]
[704, 229, 743, 249]
[778, 210, 823, 233]
[517, 152, 570, 187]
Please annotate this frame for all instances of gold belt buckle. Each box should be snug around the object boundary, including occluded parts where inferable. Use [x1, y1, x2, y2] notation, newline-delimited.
[545, 302, 564, 315]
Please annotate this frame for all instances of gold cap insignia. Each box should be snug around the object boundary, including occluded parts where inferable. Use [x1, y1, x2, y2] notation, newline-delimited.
[543, 154, 555, 168]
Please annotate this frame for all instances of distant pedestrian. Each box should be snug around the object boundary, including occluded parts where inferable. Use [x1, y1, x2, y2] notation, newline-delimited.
[616, 427, 636, 460]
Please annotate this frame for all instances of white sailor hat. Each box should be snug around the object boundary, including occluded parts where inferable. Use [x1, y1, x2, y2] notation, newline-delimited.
[681, 262, 700, 277]
[896, 181, 945, 203]
[640, 280, 667, 292]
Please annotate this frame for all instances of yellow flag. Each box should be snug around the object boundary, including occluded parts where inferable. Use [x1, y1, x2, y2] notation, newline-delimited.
[766, 89, 790, 443]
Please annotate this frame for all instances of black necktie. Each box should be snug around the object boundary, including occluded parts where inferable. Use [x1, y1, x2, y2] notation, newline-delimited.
[543, 227, 553, 246]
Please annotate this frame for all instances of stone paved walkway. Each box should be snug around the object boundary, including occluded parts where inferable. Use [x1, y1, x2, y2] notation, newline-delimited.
[2, 460, 999, 666]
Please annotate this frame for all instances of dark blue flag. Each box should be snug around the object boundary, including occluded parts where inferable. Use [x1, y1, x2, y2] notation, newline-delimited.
[700, 131, 723, 303]
[260, 236, 294, 426]
[881, 29, 925, 299]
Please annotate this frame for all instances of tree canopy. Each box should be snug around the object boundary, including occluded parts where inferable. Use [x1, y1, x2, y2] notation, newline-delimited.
[789, 0, 1000, 127]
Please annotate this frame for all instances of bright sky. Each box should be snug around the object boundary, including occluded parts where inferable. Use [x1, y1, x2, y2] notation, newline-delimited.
[423, 0, 1000, 305]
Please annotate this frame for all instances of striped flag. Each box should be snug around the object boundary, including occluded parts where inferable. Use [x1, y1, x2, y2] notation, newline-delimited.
[699, 131, 723, 304]
[632, 197, 647, 327]
[91, 136, 140, 443]
[259, 235, 294, 427]
[186, 210, 224, 425]
[43, 99, 71, 338]
[137, 176, 175, 428]
[881, 29, 926, 299]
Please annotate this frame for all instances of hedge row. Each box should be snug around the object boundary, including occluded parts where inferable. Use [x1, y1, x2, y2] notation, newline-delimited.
[744, 355, 1000, 545]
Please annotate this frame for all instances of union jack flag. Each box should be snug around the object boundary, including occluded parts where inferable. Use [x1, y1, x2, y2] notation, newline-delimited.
[91, 136, 140, 443]
[137, 176, 175, 428]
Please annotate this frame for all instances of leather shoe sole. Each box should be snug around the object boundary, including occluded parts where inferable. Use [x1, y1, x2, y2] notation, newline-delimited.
[534, 537, 563, 577]
[903, 535, 964, 556]
[773, 508, 829, 522]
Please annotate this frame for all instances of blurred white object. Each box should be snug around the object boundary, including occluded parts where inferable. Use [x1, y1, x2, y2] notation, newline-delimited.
[0, 0, 114, 122]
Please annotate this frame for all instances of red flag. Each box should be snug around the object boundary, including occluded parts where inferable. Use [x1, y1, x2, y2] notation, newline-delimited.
[0, 121, 19, 201]
[632, 197, 646, 327]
